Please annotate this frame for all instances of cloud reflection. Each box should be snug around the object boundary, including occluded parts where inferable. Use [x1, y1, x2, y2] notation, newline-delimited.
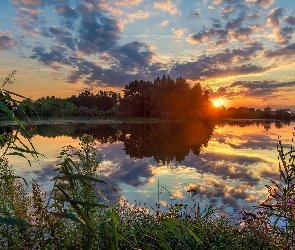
[6, 121, 290, 214]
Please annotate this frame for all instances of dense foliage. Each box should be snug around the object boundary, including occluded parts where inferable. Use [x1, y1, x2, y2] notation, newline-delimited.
[119, 76, 214, 119]
[14, 90, 121, 118]
[218, 106, 293, 120]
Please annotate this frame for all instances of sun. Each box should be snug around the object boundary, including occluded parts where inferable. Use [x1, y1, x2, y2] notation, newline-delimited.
[213, 101, 221, 107]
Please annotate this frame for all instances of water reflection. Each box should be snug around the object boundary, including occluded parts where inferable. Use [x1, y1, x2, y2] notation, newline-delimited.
[1, 120, 293, 215]
[18, 121, 215, 163]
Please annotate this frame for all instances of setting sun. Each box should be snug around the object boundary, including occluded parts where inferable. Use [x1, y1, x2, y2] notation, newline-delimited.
[213, 101, 221, 107]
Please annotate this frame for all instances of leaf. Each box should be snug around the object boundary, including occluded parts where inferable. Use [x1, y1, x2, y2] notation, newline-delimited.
[0, 230, 15, 242]
[3, 89, 30, 100]
[8, 146, 39, 155]
[0, 174, 29, 188]
[52, 174, 117, 194]
[54, 184, 95, 231]
[52, 174, 107, 184]
[53, 197, 109, 208]
[50, 212, 86, 225]
[0, 217, 34, 227]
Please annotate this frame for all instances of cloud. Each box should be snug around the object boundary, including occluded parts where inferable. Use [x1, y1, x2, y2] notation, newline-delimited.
[10, 0, 42, 4]
[46, 26, 76, 50]
[264, 41, 295, 58]
[229, 27, 252, 42]
[160, 20, 170, 26]
[245, 0, 274, 9]
[208, 78, 295, 101]
[186, 181, 256, 211]
[14, 7, 45, 30]
[77, 16, 121, 55]
[285, 16, 295, 26]
[188, 10, 201, 19]
[182, 152, 264, 186]
[54, 4, 79, 19]
[126, 10, 151, 23]
[172, 28, 187, 37]
[153, 0, 179, 15]
[228, 80, 295, 98]
[107, 160, 154, 187]
[213, 0, 274, 9]
[186, 28, 228, 44]
[30, 45, 70, 69]
[109, 41, 155, 70]
[187, 13, 254, 45]
[225, 15, 246, 30]
[116, 0, 143, 7]
[266, 7, 291, 43]
[170, 42, 265, 80]
[0, 31, 18, 51]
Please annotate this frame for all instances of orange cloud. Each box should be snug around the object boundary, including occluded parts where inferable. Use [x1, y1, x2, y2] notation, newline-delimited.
[172, 28, 187, 37]
[153, 0, 178, 15]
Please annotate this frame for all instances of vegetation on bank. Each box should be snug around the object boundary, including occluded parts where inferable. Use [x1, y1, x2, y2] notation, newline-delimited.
[1, 71, 292, 121]
[1, 71, 295, 249]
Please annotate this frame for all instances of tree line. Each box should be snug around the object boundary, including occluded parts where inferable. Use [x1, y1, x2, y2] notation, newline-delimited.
[218, 106, 293, 120]
[3, 75, 292, 120]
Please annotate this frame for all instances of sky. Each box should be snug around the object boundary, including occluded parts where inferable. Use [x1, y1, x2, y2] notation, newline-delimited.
[1, 0, 295, 109]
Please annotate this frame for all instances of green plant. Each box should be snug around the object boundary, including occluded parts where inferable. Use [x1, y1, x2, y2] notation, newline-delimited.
[242, 130, 295, 249]
[0, 71, 42, 246]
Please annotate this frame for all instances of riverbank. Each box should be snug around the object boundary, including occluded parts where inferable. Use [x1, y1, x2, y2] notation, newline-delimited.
[0, 116, 291, 126]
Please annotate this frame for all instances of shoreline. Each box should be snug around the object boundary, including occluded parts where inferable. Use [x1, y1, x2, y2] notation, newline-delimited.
[0, 117, 292, 126]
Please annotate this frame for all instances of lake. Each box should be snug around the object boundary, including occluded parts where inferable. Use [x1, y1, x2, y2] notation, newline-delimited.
[1, 119, 294, 217]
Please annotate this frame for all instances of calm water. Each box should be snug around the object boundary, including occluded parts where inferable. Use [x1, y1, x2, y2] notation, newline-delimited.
[2, 120, 294, 216]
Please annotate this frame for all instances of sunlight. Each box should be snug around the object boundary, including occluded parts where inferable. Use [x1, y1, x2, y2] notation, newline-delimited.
[213, 101, 221, 107]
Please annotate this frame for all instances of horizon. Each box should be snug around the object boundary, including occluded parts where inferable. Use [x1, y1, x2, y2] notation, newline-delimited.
[1, 0, 295, 110]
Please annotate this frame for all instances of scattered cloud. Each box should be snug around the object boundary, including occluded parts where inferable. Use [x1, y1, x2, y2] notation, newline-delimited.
[116, 0, 143, 7]
[14, 7, 45, 31]
[10, 0, 42, 4]
[246, 0, 274, 9]
[160, 20, 170, 26]
[54, 4, 79, 19]
[172, 28, 187, 37]
[126, 10, 151, 23]
[153, 0, 179, 15]
[264, 41, 295, 58]
[0, 31, 18, 50]
[77, 16, 121, 55]
[285, 16, 295, 26]
[188, 10, 201, 19]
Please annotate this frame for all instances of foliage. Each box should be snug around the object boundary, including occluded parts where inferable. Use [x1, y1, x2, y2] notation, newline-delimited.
[119, 75, 215, 120]
[216, 106, 293, 121]
[241, 128, 295, 249]
[12, 90, 121, 118]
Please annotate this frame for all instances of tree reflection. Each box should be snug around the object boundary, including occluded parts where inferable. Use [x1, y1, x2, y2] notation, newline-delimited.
[119, 121, 215, 164]
[1, 121, 215, 164]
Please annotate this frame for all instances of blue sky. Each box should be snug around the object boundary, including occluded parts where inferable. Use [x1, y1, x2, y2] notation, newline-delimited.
[1, 0, 295, 108]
